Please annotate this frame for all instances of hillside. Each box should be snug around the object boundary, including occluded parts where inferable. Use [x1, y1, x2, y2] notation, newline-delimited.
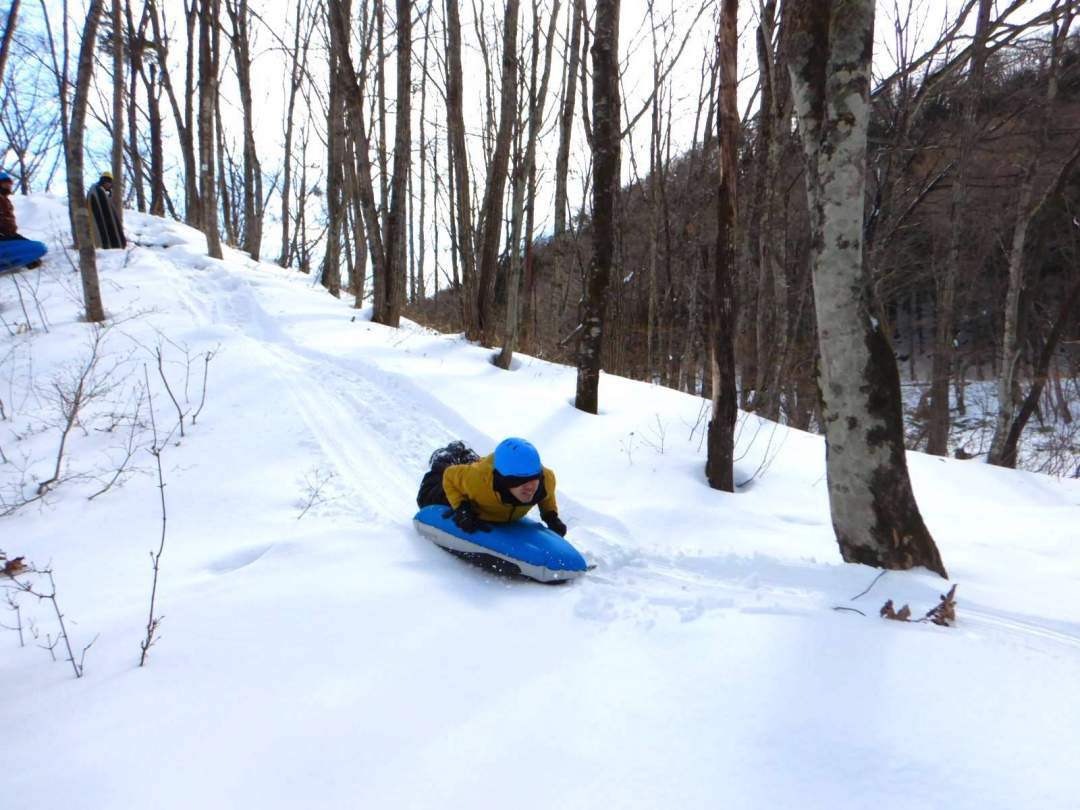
[3, 196, 1080, 809]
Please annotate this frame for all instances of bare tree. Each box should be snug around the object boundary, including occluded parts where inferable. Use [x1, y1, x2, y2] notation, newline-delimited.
[66, 0, 107, 323]
[147, 0, 200, 225]
[705, 0, 737, 493]
[927, 0, 994, 456]
[225, 0, 264, 261]
[279, 0, 315, 268]
[575, 0, 619, 414]
[322, 0, 347, 298]
[553, 0, 584, 237]
[198, 0, 223, 258]
[787, 0, 946, 577]
[444, 0, 478, 332]
[110, 0, 124, 229]
[373, 0, 412, 326]
[988, 0, 1078, 467]
[474, 0, 520, 345]
[0, 0, 20, 91]
[496, 0, 560, 369]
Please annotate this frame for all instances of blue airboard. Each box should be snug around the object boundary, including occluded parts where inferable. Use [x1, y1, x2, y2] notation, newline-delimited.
[0, 239, 46, 274]
[413, 504, 588, 581]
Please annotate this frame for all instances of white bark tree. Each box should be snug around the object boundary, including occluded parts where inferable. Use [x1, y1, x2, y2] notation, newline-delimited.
[787, 0, 946, 577]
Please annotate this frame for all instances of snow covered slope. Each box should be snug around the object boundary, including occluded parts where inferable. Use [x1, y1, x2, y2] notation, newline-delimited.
[3, 195, 1079, 810]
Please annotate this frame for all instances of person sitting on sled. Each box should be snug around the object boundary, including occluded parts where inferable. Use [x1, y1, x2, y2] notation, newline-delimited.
[0, 171, 47, 273]
[417, 438, 568, 537]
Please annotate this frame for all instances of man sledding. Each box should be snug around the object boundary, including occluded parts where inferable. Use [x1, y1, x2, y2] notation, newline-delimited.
[0, 171, 48, 275]
[414, 438, 586, 582]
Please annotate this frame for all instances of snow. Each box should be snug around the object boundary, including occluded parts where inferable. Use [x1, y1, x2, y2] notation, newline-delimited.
[3, 194, 1080, 810]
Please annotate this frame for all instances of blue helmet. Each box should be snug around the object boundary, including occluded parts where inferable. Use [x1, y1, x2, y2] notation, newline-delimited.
[493, 438, 541, 477]
[0, 171, 11, 182]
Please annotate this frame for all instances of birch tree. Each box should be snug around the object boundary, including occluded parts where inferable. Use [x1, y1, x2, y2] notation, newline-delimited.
[787, 0, 946, 577]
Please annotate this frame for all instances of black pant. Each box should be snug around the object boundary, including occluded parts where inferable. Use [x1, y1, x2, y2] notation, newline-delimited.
[416, 468, 451, 509]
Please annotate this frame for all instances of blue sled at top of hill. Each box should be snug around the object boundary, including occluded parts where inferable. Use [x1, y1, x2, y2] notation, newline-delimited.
[413, 504, 589, 583]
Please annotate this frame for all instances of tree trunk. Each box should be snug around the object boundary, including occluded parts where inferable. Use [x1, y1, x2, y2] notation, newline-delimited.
[67, 0, 107, 323]
[788, 0, 946, 578]
[706, 0, 737, 492]
[215, 94, 235, 244]
[996, 276, 1080, 468]
[0, 0, 20, 91]
[110, 0, 124, 229]
[574, 0, 619, 414]
[226, 0, 263, 260]
[497, 0, 559, 369]
[989, 4, 1076, 465]
[146, 63, 165, 216]
[373, 0, 411, 326]
[323, 4, 346, 299]
[928, 0, 993, 456]
[279, 0, 310, 267]
[444, 0, 477, 332]
[125, 1, 147, 213]
[345, 135, 369, 306]
[475, 0, 520, 345]
[416, 3, 431, 302]
[148, 0, 200, 226]
[752, 0, 790, 422]
[198, 0, 222, 259]
[553, 0, 583, 237]
[330, 0, 390, 304]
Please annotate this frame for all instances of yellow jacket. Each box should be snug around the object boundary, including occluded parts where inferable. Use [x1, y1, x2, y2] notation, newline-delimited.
[442, 454, 558, 523]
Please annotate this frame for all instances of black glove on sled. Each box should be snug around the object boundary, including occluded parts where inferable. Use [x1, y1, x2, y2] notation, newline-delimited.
[542, 511, 567, 537]
[449, 501, 490, 533]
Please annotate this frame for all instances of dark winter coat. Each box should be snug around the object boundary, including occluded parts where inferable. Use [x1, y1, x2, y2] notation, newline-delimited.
[442, 454, 558, 523]
[0, 193, 16, 238]
[87, 183, 127, 249]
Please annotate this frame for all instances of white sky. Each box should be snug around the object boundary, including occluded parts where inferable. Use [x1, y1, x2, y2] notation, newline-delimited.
[13, 0, 1064, 282]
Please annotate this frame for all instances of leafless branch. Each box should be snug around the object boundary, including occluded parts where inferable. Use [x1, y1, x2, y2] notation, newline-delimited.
[139, 363, 167, 667]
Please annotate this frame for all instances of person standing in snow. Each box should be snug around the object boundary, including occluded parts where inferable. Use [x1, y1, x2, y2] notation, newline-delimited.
[0, 170, 47, 274]
[417, 438, 568, 536]
[87, 171, 127, 249]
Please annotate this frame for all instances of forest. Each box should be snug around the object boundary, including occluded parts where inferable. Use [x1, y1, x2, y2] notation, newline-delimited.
[2, 0, 1078, 575]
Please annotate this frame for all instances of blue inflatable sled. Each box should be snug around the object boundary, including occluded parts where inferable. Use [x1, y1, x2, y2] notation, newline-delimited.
[413, 504, 589, 583]
[0, 239, 47, 275]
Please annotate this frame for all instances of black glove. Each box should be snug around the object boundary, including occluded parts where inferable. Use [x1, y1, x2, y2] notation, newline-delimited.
[449, 501, 490, 533]
[542, 511, 567, 537]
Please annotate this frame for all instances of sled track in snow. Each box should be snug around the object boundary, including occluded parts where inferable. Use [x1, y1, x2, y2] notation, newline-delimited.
[192, 261, 466, 525]
[960, 607, 1080, 652]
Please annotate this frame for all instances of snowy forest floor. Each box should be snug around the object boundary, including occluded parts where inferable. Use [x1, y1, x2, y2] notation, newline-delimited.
[2, 196, 1079, 810]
